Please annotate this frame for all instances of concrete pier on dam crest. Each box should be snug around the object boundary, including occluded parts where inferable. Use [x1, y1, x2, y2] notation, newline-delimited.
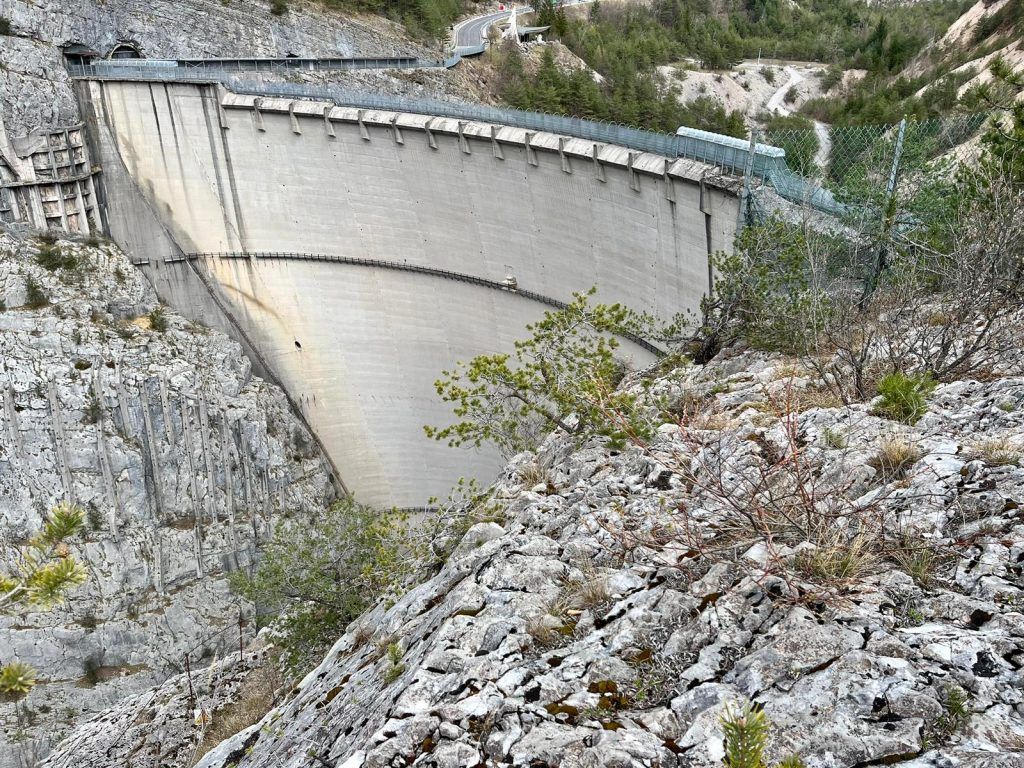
[76, 77, 742, 507]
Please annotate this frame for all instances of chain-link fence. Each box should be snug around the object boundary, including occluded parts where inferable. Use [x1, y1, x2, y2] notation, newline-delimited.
[746, 112, 997, 230]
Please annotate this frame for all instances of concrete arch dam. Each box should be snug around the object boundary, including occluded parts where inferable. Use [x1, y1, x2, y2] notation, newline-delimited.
[77, 78, 742, 507]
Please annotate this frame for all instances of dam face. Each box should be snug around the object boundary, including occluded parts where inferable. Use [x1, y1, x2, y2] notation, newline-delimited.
[78, 78, 740, 507]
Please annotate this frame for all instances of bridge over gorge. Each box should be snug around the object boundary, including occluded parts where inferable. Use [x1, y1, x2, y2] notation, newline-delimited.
[72, 71, 753, 507]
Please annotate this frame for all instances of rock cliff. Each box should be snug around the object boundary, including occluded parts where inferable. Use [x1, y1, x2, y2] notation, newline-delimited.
[0, 0, 440, 135]
[43, 350, 1024, 767]
[0, 230, 334, 766]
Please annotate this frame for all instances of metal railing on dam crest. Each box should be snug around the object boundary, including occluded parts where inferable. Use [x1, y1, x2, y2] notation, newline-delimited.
[69, 64, 829, 208]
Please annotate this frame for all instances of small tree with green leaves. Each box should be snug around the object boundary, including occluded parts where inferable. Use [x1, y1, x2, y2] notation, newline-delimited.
[231, 498, 425, 675]
[0, 503, 88, 695]
[970, 55, 1024, 182]
[425, 289, 670, 456]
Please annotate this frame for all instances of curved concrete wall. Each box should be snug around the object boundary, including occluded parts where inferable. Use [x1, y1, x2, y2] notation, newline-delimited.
[79, 78, 740, 506]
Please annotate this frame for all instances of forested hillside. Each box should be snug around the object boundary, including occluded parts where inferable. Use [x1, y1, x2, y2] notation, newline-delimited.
[494, 0, 1018, 134]
[805, 0, 1024, 124]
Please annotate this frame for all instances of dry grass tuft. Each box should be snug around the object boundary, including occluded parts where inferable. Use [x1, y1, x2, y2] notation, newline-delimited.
[873, 434, 921, 481]
[822, 427, 847, 449]
[795, 532, 879, 584]
[888, 537, 942, 588]
[971, 437, 1022, 467]
[525, 615, 563, 648]
[793, 386, 846, 412]
[517, 461, 550, 489]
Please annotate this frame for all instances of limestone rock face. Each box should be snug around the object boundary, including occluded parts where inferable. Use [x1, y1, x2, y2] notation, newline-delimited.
[50, 350, 1024, 768]
[0, 231, 334, 766]
[0, 0, 435, 135]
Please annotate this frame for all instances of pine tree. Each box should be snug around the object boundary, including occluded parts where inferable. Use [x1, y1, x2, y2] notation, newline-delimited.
[0, 503, 87, 695]
[721, 703, 770, 768]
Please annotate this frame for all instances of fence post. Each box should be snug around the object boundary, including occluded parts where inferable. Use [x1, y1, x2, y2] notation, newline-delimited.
[740, 128, 759, 230]
[184, 653, 195, 712]
[885, 118, 908, 201]
[238, 612, 244, 661]
[862, 117, 908, 307]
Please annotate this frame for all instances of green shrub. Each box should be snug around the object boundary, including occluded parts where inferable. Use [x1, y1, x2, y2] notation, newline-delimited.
[270, 0, 287, 14]
[383, 643, 405, 683]
[933, 685, 971, 742]
[231, 498, 425, 675]
[81, 655, 101, 686]
[873, 372, 937, 424]
[24, 277, 49, 309]
[148, 305, 169, 333]
[720, 702, 805, 768]
[85, 503, 104, 531]
[82, 394, 102, 425]
[35, 246, 77, 274]
[0, 16, 12, 35]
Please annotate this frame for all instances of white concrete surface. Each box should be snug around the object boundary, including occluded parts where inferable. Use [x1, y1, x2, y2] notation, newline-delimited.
[80, 78, 740, 507]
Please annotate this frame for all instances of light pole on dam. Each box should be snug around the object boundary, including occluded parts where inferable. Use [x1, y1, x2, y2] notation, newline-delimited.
[75, 76, 742, 508]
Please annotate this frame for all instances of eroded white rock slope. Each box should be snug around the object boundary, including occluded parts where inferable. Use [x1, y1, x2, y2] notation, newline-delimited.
[0, 0, 438, 135]
[45, 349, 1024, 767]
[0, 231, 333, 766]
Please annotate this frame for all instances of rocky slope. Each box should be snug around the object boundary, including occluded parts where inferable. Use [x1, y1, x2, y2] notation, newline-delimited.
[45, 349, 1024, 767]
[0, 230, 334, 767]
[0, 0, 444, 135]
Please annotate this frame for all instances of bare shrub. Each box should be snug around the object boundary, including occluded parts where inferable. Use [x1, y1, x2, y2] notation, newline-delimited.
[599, 393, 952, 600]
[699, 145, 1024, 402]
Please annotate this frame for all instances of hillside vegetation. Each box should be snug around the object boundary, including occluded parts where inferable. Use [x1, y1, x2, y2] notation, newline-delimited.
[497, 0, 972, 134]
[804, 0, 1024, 124]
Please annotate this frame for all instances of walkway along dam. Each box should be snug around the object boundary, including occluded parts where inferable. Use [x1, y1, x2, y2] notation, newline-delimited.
[74, 74, 743, 507]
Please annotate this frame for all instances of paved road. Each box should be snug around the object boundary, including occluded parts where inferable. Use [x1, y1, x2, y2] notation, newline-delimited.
[451, 1, 591, 52]
[453, 8, 527, 48]
[764, 65, 831, 170]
